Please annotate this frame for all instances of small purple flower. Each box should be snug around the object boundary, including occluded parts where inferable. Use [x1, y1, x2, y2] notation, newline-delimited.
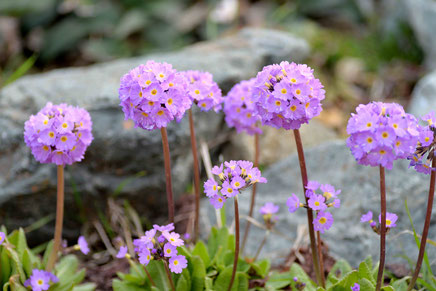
[209, 195, 226, 209]
[163, 232, 184, 247]
[230, 176, 246, 190]
[116, 246, 128, 259]
[379, 212, 398, 228]
[360, 211, 373, 223]
[286, 194, 300, 213]
[320, 184, 341, 200]
[351, 283, 360, 291]
[308, 194, 327, 211]
[408, 112, 436, 174]
[183, 70, 223, 112]
[77, 236, 90, 255]
[24, 269, 58, 291]
[313, 211, 334, 233]
[331, 198, 341, 208]
[422, 111, 436, 126]
[163, 242, 178, 257]
[169, 255, 188, 274]
[138, 247, 152, 266]
[153, 223, 174, 233]
[183, 233, 190, 240]
[347, 102, 419, 170]
[253, 61, 325, 130]
[24, 103, 93, 166]
[306, 180, 320, 191]
[204, 179, 219, 197]
[0, 232, 5, 245]
[260, 202, 279, 215]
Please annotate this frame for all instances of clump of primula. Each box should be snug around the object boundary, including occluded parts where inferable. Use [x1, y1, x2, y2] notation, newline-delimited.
[346, 102, 419, 170]
[118, 60, 191, 130]
[24, 102, 93, 165]
[24, 269, 58, 291]
[360, 211, 398, 234]
[409, 111, 436, 174]
[252, 61, 325, 130]
[224, 78, 262, 135]
[133, 223, 187, 274]
[183, 70, 223, 112]
[260, 202, 279, 229]
[204, 160, 267, 209]
[287, 181, 341, 233]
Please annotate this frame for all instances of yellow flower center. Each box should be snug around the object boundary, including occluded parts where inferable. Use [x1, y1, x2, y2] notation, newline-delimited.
[314, 201, 320, 206]
[277, 114, 284, 119]
[396, 141, 401, 147]
[379, 150, 386, 155]
[169, 82, 174, 87]
[367, 122, 372, 128]
[324, 192, 332, 200]
[241, 96, 245, 101]
[167, 98, 173, 105]
[236, 107, 241, 113]
[57, 151, 63, 155]
[428, 119, 433, 126]
[234, 182, 240, 187]
[290, 105, 297, 112]
[305, 102, 310, 109]
[159, 73, 165, 78]
[213, 185, 217, 191]
[146, 80, 151, 85]
[166, 249, 171, 254]
[43, 145, 49, 151]
[227, 188, 233, 194]
[49, 132, 55, 138]
[201, 103, 206, 107]
[281, 88, 287, 94]
[157, 110, 164, 116]
[393, 123, 398, 129]
[151, 89, 157, 95]
[148, 101, 155, 106]
[61, 136, 68, 142]
[43, 120, 48, 125]
[386, 219, 391, 226]
[275, 100, 281, 106]
[37, 280, 44, 286]
[142, 112, 149, 117]
[194, 89, 200, 95]
[425, 137, 430, 142]
[139, 91, 143, 97]
[367, 137, 373, 143]
[382, 132, 389, 139]
[319, 217, 327, 224]
[80, 122, 83, 127]
[295, 89, 301, 95]
[218, 198, 223, 202]
[174, 260, 179, 265]
[246, 113, 252, 118]
[290, 78, 297, 83]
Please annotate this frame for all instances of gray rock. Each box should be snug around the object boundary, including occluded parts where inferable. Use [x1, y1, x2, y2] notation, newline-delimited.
[408, 70, 436, 118]
[0, 28, 309, 241]
[201, 139, 436, 269]
[404, 0, 436, 69]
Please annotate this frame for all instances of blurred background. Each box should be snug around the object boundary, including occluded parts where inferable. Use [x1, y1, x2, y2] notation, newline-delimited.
[2, 0, 436, 288]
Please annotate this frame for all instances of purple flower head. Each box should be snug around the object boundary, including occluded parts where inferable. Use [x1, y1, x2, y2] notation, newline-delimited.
[116, 246, 128, 259]
[24, 269, 58, 291]
[331, 198, 341, 208]
[138, 247, 152, 266]
[286, 193, 300, 213]
[313, 211, 334, 233]
[320, 184, 341, 200]
[163, 242, 178, 257]
[119, 61, 191, 130]
[77, 236, 90, 255]
[408, 112, 436, 174]
[253, 61, 324, 130]
[24, 102, 93, 166]
[308, 194, 327, 211]
[351, 283, 360, 291]
[224, 78, 262, 135]
[360, 211, 373, 223]
[183, 70, 223, 112]
[205, 160, 266, 209]
[163, 231, 184, 247]
[169, 255, 188, 274]
[0, 232, 5, 245]
[347, 102, 419, 170]
[153, 223, 174, 233]
[260, 202, 279, 216]
[379, 212, 398, 228]
[306, 180, 320, 191]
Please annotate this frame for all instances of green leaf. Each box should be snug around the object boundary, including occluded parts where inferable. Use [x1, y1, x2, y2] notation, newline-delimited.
[112, 279, 147, 291]
[250, 259, 271, 278]
[1, 247, 12, 284]
[3, 54, 37, 87]
[329, 259, 352, 279]
[381, 287, 394, 291]
[4, 246, 26, 285]
[265, 271, 292, 289]
[146, 261, 170, 290]
[72, 283, 96, 291]
[289, 263, 317, 290]
[189, 256, 205, 291]
[330, 270, 358, 291]
[192, 241, 210, 267]
[204, 277, 213, 291]
[392, 277, 408, 291]
[42, 241, 54, 269]
[213, 266, 240, 291]
[176, 274, 189, 291]
[358, 260, 375, 284]
[364, 256, 373, 269]
[237, 272, 249, 291]
[8, 274, 27, 291]
[416, 277, 436, 291]
[357, 278, 375, 291]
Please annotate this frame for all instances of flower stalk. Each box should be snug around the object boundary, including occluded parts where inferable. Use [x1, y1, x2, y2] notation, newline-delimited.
[293, 129, 322, 286]
[160, 127, 175, 223]
[376, 166, 387, 291]
[228, 196, 240, 291]
[253, 230, 269, 262]
[188, 109, 201, 242]
[163, 261, 176, 291]
[316, 231, 326, 287]
[407, 159, 436, 291]
[241, 133, 260, 253]
[46, 165, 65, 271]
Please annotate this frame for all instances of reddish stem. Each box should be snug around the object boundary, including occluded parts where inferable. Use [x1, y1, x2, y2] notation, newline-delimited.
[407, 158, 436, 291]
[293, 129, 322, 286]
[46, 165, 64, 271]
[163, 261, 176, 291]
[188, 109, 201, 242]
[161, 127, 175, 223]
[317, 231, 326, 287]
[228, 196, 240, 291]
[376, 166, 386, 291]
[241, 133, 260, 253]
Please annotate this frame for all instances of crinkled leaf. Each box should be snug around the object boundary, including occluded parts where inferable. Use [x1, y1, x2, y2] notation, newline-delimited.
[188, 256, 205, 291]
[265, 271, 292, 289]
[250, 258, 271, 278]
[72, 283, 96, 291]
[289, 263, 317, 290]
[357, 278, 375, 291]
[112, 279, 147, 291]
[358, 260, 375, 284]
[192, 241, 210, 267]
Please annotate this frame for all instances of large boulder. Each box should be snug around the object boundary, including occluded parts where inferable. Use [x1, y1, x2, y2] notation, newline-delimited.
[201, 138, 435, 268]
[408, 70, 436, 118]
[0, 28, 309, 242]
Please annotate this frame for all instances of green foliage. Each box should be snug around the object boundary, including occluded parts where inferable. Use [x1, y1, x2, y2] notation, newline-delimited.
[113, 226, 270, 290]
[0, 227, 95, 291]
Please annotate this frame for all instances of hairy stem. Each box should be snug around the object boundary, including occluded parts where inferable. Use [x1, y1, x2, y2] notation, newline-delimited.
[161, 127, 175, 223]
[407, 158, 436, 291]
[188, 109, 201, 242]
[163, 261, 176, 291]
[46, 165, 65, 271]
[241, 133, 260, 253]
[228, 196, 240, 291]
[376, 166, 386, 291]
[293, 129, 322, 286]
[317, 231, 326, 287]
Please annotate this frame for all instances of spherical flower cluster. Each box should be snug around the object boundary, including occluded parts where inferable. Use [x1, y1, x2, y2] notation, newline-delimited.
[224, 78, 262, 135]
[252, 61, 325, 130]
[183, 70, 223, 112]
[0, 232, 5, 245]
[133, 223, 187, 274]
[287, 181, 341, 233]
[408, 111, 436, 174]
[24, 269, 58, 291]
[204, 160, 267, 209]
[119, 61, 191, 130]
[361, 211, 398, 233]
[24, 102, 93, 166]
[346, 102, 419, 170]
